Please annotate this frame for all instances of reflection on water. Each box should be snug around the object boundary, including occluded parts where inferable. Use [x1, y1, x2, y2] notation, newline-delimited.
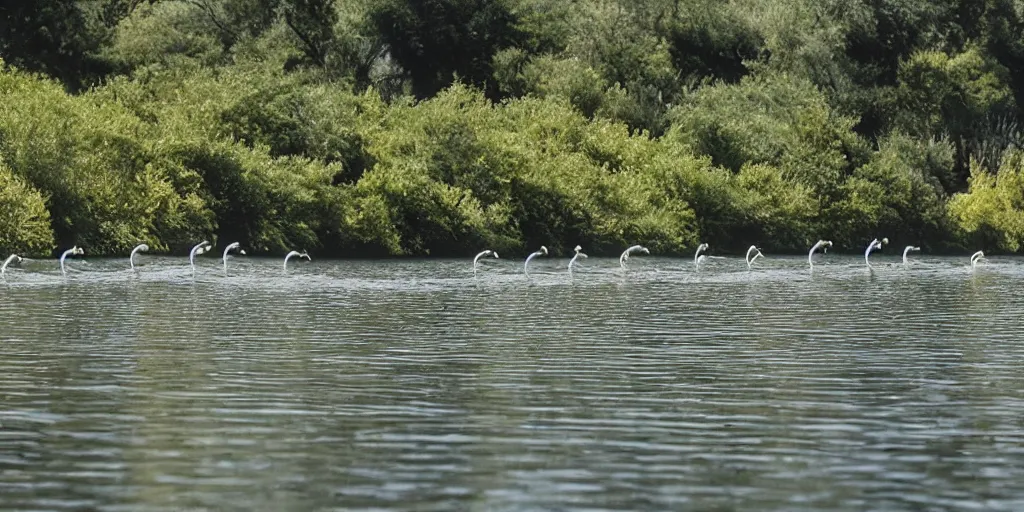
[2, 255, 1024, 511]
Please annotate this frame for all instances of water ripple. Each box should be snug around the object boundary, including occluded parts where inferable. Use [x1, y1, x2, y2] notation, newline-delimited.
[0, 255, 1023, 511]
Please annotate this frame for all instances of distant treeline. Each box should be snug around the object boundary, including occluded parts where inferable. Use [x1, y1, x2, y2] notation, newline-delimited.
[2, 0, 1024, 258]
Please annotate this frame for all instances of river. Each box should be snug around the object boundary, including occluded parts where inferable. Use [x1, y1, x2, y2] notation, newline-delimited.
[1, 254, 1022, 510]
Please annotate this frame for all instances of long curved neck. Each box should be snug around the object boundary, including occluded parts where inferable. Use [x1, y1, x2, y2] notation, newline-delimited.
[60, 249, 74, 275]
[524, 251, 540, 274]
[748, 250, 761, 268]
[473, 251, 487, 267]
[1, 255, 17, 276]
[864, 241, 877, 265]
[524, 248, 547, 276]
[130, 247, 142, 269]
[190, 245, 204, 266]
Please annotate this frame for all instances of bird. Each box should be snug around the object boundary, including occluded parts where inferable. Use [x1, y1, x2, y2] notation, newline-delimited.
[745, 245, 764, 269]
[808, 240, 832, 270]
[472, 249, 499, 275]
[694, 243, 709, 271]
[568, 245, 587, 276]
[865, 237, 889, 269]
[284, 250, 311, 271]
[130, 244, 150, 271]
[60, 246, 84, 276]
[189, 241, 212, 274]
[902, 246, 920, 266]
[619, 245, 650, 269]
[1, 254, 22, 278]
[222, 242, 246, 274]
[524, 246, 548, 277]
[970, 250, 985, 270]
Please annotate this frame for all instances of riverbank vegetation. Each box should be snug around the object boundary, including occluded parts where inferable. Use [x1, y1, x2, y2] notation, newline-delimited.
[3, 0, 1024, 257]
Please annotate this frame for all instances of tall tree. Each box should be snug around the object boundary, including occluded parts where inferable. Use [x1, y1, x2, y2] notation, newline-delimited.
[370, 0, 524, 99]
[281, 0, 337, 67]
[0, 0, 110, 89]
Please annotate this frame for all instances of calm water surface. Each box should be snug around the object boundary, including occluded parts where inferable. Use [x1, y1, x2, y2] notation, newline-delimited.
[1, 254, 1023, 511]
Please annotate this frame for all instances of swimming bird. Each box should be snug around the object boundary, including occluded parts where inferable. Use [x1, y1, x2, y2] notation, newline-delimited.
[524, 246, 548, 277]
[808, 240, 832, 269]
[472, 249, 498, 275]
[222, 242, 246, 273]
[284, 250, 311, 271]
[130, 244, 149, 270]
[1, 254, 22, 278]
[619, 245, 649, 269]
[189, 241, 212, 274]
[902, 246, 920, 266]
[865, 237, 888, 268]
[568, 245, 587, 276]
[745, 245, 764, 269]
[60, 246, 84, 276]
[970, 250, 985, 270]
[694, 243, 709, 271]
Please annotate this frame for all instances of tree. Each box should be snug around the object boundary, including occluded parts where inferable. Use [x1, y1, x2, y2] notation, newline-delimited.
[370, 0, 524, 99]
[0, 0, 111, 89]
[281, 0, 338, 67]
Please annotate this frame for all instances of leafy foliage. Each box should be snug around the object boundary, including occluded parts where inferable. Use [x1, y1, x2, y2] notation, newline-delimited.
[0, 162, 54, 255]
[6, 0, 1024, 256]
[949, 152, 1024, 251]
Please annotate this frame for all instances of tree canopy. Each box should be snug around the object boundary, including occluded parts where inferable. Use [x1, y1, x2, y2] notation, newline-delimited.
[2, 0, 1024, 257]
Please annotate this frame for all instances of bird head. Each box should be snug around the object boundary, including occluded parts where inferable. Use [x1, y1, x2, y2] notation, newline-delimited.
[574, 245, 582, 253]
[540, 246, 548, 255]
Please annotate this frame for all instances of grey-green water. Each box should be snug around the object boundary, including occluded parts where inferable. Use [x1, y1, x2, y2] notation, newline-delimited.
[2, 254, 1023, 511]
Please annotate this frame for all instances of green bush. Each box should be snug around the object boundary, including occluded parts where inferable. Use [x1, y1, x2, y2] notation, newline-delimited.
[0, 66, 211, 254]
[733, 163, 818, 250]
[0, 162, 54, 256]
[667, 74, 869, 185]
[101, 2, 224, 72]
[346, 85, 700, 256]
[159, 139, 335, 252]
[826, 133, 951, 249]
[512, 54, 608, 118]
[948, 152, 1024, 252]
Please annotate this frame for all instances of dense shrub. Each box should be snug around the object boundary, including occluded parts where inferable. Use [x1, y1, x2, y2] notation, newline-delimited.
[0, 162, 54, 255]
[949, 152, 1024, 251]
[0, 67, 209, 253]
[10, 0, 1024, 255]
